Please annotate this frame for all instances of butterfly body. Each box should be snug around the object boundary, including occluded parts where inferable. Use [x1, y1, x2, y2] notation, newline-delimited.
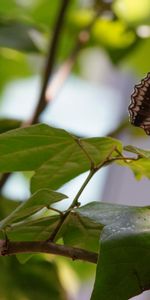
[128, 72, 150, 135]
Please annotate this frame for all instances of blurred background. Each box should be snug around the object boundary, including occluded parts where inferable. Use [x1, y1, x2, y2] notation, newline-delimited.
[0, 0, 150, 299]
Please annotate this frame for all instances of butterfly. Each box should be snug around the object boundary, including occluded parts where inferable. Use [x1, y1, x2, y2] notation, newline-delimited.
[128, 72, 150, 135]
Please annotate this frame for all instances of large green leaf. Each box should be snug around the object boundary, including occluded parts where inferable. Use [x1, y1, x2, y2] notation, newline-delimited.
[89, 203, 150, 300]
[0, 124, 122, 191]
[0, 124, 72, 172]
[31, 135, 122, 192]
[75, 201, 136, 226]
[0, 189, 67, 228]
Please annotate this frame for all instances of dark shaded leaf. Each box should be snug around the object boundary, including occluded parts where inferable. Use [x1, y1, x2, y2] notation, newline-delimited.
[0, 196, 20, 220]
[0, 21, 41, 52]
[0, 118, 21, 134]
[90, 203, 150, 300]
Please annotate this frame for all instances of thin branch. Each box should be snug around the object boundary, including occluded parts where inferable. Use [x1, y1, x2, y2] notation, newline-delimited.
[0, 240, 98, 264]
[31, 0, 70, 124]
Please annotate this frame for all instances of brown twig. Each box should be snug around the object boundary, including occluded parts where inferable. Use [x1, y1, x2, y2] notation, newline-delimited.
[31, 0, 70, 124]
[0, 240, 98, 264]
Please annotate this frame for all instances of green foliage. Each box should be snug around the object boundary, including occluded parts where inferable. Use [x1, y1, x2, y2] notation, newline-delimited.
[0, 124, 122, 191]
[0, 256, 66, 300]
[1, 124, 150, 298]
[1, 0, 150, 299]
[0, 189, 67, 228]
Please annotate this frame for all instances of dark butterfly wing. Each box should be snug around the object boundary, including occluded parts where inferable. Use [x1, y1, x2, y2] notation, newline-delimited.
[128, 72, 150, 135]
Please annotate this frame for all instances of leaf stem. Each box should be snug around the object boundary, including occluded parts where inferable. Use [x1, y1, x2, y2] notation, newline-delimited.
[69, 169, 95, 209]
[108, 156, 139, 164]
[48, 169, 96, 242]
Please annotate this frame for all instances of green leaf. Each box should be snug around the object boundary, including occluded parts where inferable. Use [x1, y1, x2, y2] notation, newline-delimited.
[75, 201, 134, 226]
[0, 196, 20, 220]
[7, 215, 60, 242]
[31, 135, 122, 192]
[116, 145, 150, 180]
[0, 124, 122, 191]
[90, 204, 150, 300]
[62, 202, 135, 252]
[0, 124, 72, 172]
[118, 157, 150, 180]
[0, 189, 67, 228]
[124, 144, 150, 158]
[0, 21, 41, 52]
[62, 211, 102, 252]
